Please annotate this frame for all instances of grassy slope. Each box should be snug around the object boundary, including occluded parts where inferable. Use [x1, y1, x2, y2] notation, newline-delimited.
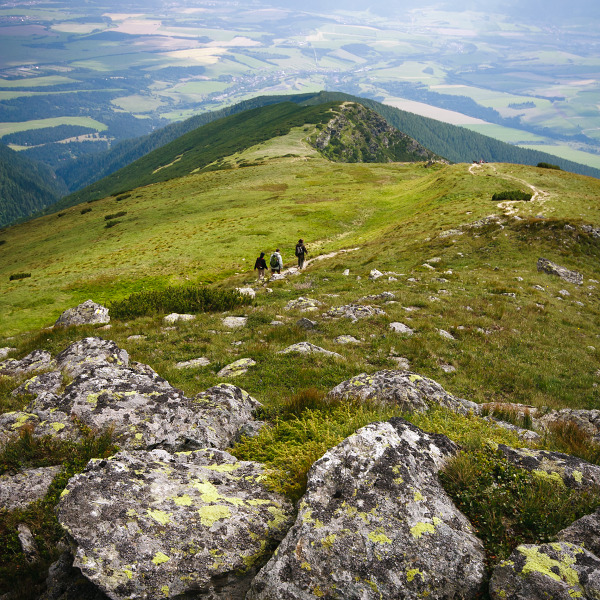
[1, 129, 599, 413]
[2, 131, 600, 594]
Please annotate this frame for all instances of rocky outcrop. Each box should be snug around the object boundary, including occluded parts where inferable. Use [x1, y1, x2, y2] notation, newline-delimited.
[558, 509, 600, 556]
[1, 338, 262, 452]
[489, 542, 600, 600]
[54, 300, 110, 328]
[537, 408, 600, 444]
[57, 448, 294, 600]
[217, 358, 256, 378]
[323, 303, 385, 321]
[494, 443, 600, 489]
[278, 342, 342, 359]
[537, 258, 583, 285]
[285, 297, 322, 312]
[0, 466, 61, 511]
[327, 370, 479, 415]
[248, 418, 485, 599]
[0, 349, 54, 376]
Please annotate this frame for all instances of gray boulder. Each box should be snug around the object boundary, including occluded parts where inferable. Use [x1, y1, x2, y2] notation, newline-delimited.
[494, 443, 600, 489]
[57, 448, 294, 600]
[11, 371, 64, 398]
[54, 300, 110, 328]
[0, 466, 61, 511]
[537, 258, 583, 285]
[0, 349, 54, 376]
[279, 342, 342, 359]
[489, 542, 600, 600]
[285, 297, 323, 312]
[0, 407, 80, 446]
[324, 303, 386, 321]
[327, 370, 479, 415]
[217, 358, 256, 378]
[55, 337, 129, 377]
[558, 508, 600, 556]
[247, 418, 485, 600]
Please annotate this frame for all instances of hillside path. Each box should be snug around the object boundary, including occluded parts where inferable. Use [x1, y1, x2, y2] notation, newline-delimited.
[468, 163, 550, 216]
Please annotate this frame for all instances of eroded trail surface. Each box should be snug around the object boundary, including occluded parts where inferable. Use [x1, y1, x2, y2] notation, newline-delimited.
[468, 163, 550, 216]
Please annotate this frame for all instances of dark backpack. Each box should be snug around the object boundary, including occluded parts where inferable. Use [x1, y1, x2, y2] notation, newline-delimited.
[295, 244, 303, 257]
[270, 253, 279, 268]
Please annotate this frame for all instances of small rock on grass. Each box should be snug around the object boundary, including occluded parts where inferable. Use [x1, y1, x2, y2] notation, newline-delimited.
[390, 322, 414, 335]
[217, 358, 256, 377]
[175, 357, 210, 369]
[164, 313, 196, 324]
[334, 335, 360, 344]
[279, 342, 342, 359]
[222, 316, 248, 328]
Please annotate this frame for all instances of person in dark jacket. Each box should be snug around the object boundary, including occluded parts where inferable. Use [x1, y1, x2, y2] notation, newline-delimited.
[254, 252, 268, 280]
[295, 239, 308, 269]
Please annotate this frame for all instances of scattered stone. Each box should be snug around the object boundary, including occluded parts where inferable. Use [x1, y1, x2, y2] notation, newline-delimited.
[343, 269, 350, 276]
[174, 357, 210, 369]
[270, 320, 284, 326]
[54, 300, 110, 328]
[439, 228, 463, 238]
[537, 258, 583, 285]
[0, 347, 16, 359]
[222, 316, 247, 328]
[388, 276, 397, 281]
[334, 335, 360, 344]
[489, 542, 600, 600]
[327, 370, 478, 415]
[265, 287, 273, 293]
[390, 356, 411, 369]
[127, 334, 146, 341]
[359, 291, 395, 302]
[0, 349, 54, 377]
[296, 317, 317, 330]
[0, 466, 61, 511]
[164, 313, 196, 324]
[427, 257, 442, 263]
[423, 263, 436, 270]
[369, 269, 384, 280]
[533, 284, 545, 291]
[494, 443, 600, 489]
[403, 306, 420, 312]
[324, 304, 385, 321]
[231, 340, 243, 346]
[17, 524, 39, 564]
[429, 296, 441, 302]
[236, 287, 256, 298]
[438, 329, 456, 340]
[57, 448, 294, 600]
[559, 289, 570, 297]
[217, 358, 256, 377]
[279, 342, 342, 359]
[284, 297, 322, 312]
[247, 419, 485, 600]
[558, 508, 600, 556]
[439, 363, 456, 373]
[502, 292, 516, 298]
[390, 322, 415, 335]
[269, 273, 286, 281]
[582, 224, 600, 238]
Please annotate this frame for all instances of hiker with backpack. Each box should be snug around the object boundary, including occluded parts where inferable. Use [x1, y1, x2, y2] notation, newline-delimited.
[295, 238, 308, 269]
[270, 248, 283, 274]
[254, 252, 268, 280]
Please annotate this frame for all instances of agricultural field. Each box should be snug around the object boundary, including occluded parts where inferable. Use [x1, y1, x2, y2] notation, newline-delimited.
[1, 0, 600, 172]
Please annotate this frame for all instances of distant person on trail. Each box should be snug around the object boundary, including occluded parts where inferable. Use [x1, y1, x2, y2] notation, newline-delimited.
[254, 252, 268, 280]
[295, 238, 308, 269]
[270, 248, 283, 274]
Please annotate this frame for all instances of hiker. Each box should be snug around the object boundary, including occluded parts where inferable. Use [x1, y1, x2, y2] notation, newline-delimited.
[254, 252, 268, 280]
[269, 248, 283, 274]
[295, 238, 308, 269]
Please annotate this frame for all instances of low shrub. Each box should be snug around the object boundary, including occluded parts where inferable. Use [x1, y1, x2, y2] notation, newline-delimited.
[104, 211, 127, 221]
[80, 207, 92, 215]
[537, 162, 561, 170]
[116, 193, 131, 201]
[0, 240, 6, 246]
[57, 212, 66, 218]
[9, 273, 31, 281]
[491, 190, 532, 202]
[440, 446, 600, 567]
[104, 220, 120, 228]
[109, 284, 253, 319]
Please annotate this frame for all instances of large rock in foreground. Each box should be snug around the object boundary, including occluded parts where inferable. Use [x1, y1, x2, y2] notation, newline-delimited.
[248, 418, 485, 600]
[327, 370, 479, 415]
[490, 542, 600, 600]
[58, 448, 294, 600]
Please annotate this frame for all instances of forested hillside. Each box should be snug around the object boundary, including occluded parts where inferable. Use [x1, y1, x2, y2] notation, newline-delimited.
[0, 145, 67, 227]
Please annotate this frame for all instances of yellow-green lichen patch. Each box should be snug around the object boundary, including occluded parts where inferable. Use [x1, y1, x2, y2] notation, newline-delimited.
[204, 463, 241, 473]
[191, 480, 221, 502]
[50, 422, 65, 432]
[368, 529, 392, 544]
[518, 545, 581, 587]
[60, 488, 70, 498]
[573, 470, 583, 484]
[532, 469, 566, 487]
[172, 494, 193, 506]
[147, 509, 171, 525]
[313, 585, 325, 597]
[406, 568, 423, 582]
[161, 585, 169, 597]
[198, 504, 231, 527]
[413, 491, 424, 502]
[267, 505, 289, 529]
[123, 569, 134, 580]
[152, 552, 171, 565]
[301, 561, 312, 571]
[409, 375, 422, 383]
[410, 522, 435, 539]
[321, 534, 337, 549]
